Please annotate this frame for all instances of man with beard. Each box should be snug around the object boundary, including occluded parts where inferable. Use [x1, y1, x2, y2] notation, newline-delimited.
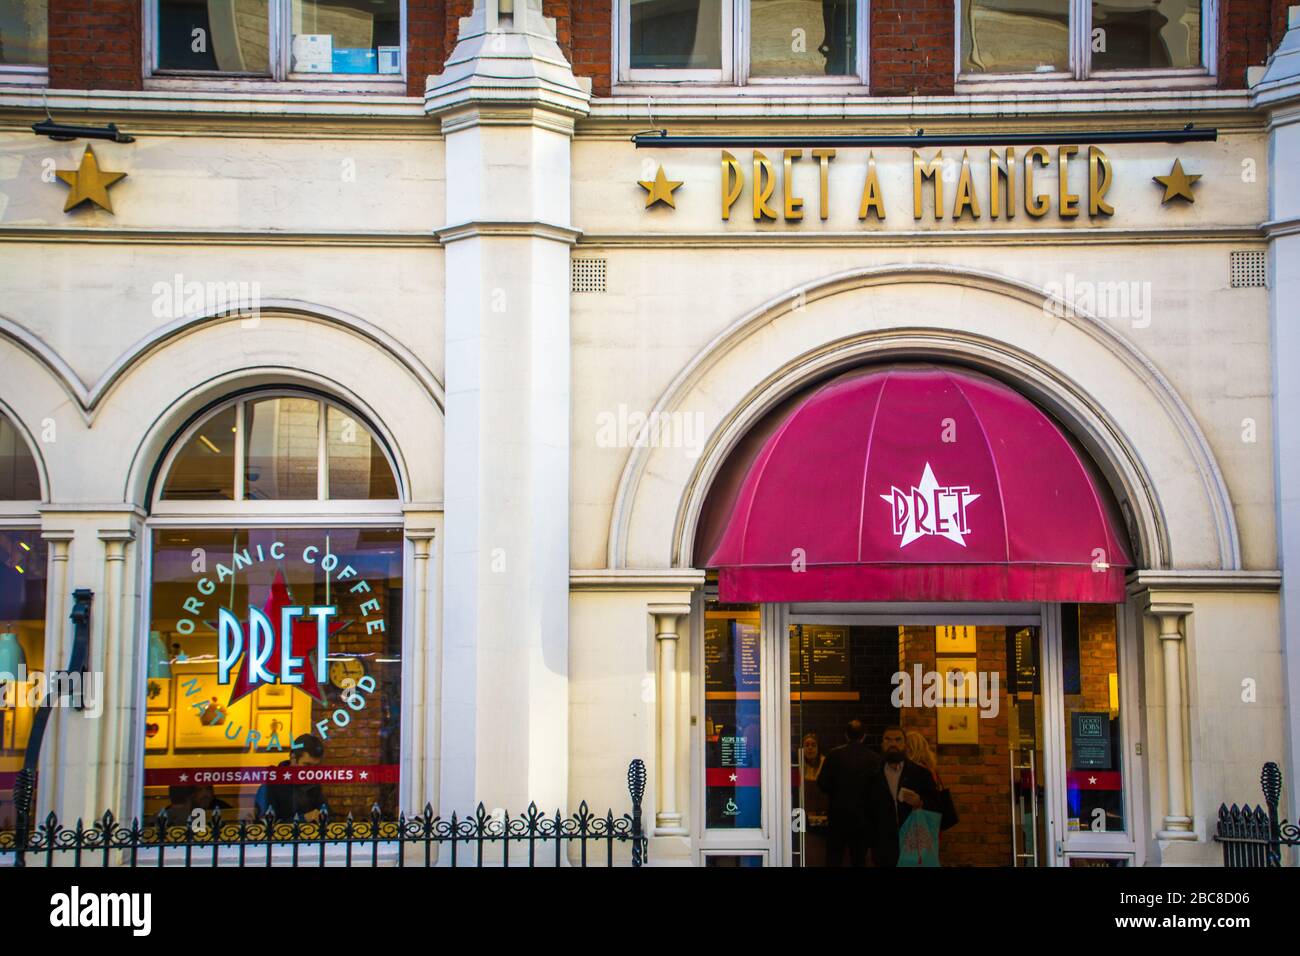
[815, 719, 878, 866]
[869, 725, 941, 866]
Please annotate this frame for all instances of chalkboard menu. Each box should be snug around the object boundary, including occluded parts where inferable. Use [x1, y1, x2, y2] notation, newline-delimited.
[790, 626, 851, 690]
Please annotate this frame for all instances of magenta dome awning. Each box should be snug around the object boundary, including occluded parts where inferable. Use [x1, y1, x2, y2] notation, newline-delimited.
[704, 366, 1133, 603]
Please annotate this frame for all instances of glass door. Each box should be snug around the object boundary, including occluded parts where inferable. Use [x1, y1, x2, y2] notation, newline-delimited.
[786, 619, 1048, 867]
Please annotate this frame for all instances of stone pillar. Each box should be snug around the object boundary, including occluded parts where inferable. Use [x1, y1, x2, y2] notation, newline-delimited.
[650, 603, 689, 835]
[1147, 601, 1194, 838]
[1253, 4, 1300, 832]
[403, 524, 438, 813]
[426, 0, 590, 814]
[35, 508, 143, 824]
[95, 529, 136, 816]
[36, 529, 74, 821]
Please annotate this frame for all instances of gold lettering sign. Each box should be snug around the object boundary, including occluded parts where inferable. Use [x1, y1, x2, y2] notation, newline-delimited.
[710, 147, 1124, 223]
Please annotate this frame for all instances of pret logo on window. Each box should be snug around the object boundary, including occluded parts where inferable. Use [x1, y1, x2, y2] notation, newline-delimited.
[880, 463, 980, 547]
[144, 528, 403, 823]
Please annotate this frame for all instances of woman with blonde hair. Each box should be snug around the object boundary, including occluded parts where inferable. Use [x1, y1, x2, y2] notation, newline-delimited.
[906, 730, 958, 836]
[905, 731, 939, 783]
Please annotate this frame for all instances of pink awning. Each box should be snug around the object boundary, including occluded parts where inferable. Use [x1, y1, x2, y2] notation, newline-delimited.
[705, 365, 1133, 603]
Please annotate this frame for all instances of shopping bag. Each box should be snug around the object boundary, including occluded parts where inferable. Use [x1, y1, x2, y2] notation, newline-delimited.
[896, 809, 942, 867]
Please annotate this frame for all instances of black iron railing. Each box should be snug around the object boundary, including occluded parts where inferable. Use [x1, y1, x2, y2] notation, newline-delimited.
[1214, 761, 1299, 867]
[1, 758, 648, 868]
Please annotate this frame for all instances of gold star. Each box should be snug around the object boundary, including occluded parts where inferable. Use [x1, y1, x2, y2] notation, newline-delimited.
[55, 145, 126, 213]
[637, 165, 682, 209]
[1153, 158, 1201, 204]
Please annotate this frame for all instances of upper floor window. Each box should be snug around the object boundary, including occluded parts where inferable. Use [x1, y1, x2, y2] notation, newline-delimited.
[0, 0, 46, 72]
[959, 0, 1210, 81]
[150, 0, 404, 82]
[622, 0, 865, 85]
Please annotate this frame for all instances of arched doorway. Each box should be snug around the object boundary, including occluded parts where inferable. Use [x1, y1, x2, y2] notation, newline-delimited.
[691, 363, 1141, 867]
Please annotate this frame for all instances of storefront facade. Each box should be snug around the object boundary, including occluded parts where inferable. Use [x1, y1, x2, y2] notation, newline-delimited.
[0, 0, 1298, 866]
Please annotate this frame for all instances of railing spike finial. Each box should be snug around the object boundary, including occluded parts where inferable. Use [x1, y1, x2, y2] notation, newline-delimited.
[1261, 761, 1282, 808]
[627, 758, 647, 805]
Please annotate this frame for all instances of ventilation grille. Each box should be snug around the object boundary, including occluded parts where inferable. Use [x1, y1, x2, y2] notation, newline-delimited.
[1230, 250, 1267, 289]
[572, 257, 607, 294]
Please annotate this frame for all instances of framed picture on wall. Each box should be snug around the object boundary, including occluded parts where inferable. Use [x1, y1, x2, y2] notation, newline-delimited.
[146, 677, 171, 712]
[172, 664, 253, 750]
[254, 711, 294, 749]
[941, 657, 978, 705]
[935, 625, 977, 654]
[938, 706, 980, 745]
[144, 714, 170, 753]
[255, 682, 293, 710]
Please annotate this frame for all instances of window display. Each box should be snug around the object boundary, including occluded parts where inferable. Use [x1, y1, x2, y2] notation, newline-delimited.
[0, 531, 47, 828]
[704, 606, 761, 829]
[144, 527, 403, 823]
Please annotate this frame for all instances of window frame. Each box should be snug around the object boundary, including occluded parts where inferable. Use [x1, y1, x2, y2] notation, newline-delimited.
[143, 0, 407, 91]
[953, 0, 1217, 90]
[152, 389, 403, 519]
[616, 0, 870, 90]
[137, 386, 428, 823]
[0, 0, 49, 86]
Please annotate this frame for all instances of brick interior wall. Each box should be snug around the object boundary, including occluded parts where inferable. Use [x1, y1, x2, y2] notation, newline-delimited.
[48, 0, 142, 91]
[308, 578, 403, 819]
[899, 625, 1011, 867]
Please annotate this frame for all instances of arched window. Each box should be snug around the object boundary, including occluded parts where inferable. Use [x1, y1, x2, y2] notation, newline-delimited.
[160, 394, 399, 503]
[145, 392, 404, 826]
[0, 411, 46, 828]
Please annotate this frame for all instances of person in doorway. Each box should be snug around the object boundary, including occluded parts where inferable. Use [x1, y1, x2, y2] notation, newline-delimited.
[815, 719, 879, 866]
[906, 730, 959, 840]
[869, 726, 941, 866]
[905, 731, 942, 790]
[798, 733, 829, 867]
[259, 733, 329, 823]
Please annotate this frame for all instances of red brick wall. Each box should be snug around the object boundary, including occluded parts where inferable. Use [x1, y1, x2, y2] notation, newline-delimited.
[870, 0, 955, 96]
[39, 0, 1295, 97]
[1220, 0, 1277, 88]
[48, 0, 142, 91]
[406, 0, 448, 96]
[569, 0, 613, 95]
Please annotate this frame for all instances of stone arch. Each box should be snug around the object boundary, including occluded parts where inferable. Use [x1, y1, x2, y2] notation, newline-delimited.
[0, 305, 444, 507]
[111, 312, 444, 509]
[608, 264, 1239, 573]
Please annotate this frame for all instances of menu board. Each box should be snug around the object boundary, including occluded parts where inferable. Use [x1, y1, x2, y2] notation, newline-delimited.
[705, 618, 760, 692]
[800, 629, 852, 686]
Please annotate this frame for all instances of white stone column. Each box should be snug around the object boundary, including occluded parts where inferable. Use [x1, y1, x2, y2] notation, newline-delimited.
[650, 603, 689, 835]
[96, 528, 137, 817]
[404, 525, 438, 813]
[1147, 601, 1194, 838]
[36, 529, 74, 821]
[1253, 4, 1300, 831]
[427, 0, 590, 814]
